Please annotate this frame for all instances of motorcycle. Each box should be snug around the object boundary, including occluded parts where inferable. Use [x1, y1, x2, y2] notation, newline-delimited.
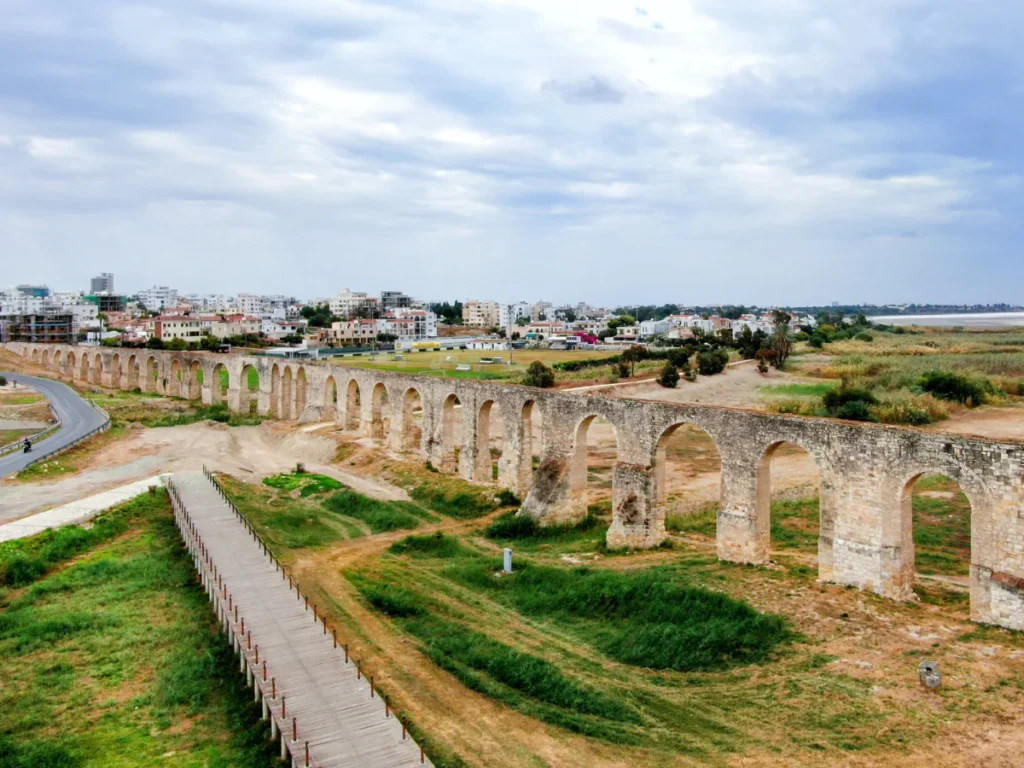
[23, 440, 31, 454]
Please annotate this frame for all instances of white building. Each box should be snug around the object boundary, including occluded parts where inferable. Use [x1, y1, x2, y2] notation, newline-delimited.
[639, 319, 670, 337]
[462, 300, 501, 328]
[329, 289, 378, 319]
[138, 286, 179, 312]
[531, 301, 553, 321]
[390, 308, 438, 338]
[499, 302, 532, 330]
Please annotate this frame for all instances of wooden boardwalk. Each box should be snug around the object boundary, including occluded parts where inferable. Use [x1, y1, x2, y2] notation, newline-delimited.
[170, 471, 432, 768]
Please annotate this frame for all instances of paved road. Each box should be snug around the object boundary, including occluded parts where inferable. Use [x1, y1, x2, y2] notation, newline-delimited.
[0, 373, 107, 479]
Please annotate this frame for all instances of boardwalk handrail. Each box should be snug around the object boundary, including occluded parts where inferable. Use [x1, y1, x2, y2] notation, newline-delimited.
[171, 469, 431, 767]
[9, 399, 110, 471]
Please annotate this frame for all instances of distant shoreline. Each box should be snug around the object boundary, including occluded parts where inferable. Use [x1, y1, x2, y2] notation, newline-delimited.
[872, 312, 1024, 328]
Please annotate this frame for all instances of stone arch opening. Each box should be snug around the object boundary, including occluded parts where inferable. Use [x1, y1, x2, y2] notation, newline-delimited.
[41, 349, 50, 367]
[324, 376, 338, 422]
[439, 393, 464, 471]
[295, 367, 308, 419]
[79, 353, 90, 383]
[570, 414, 619, 519]
[110, 353, 122, 389]
[31, 348, 39, 363]
[756, 441, 824, 571]
[652, 422, 722, 533]
[901, 473, 974, 608]
[127, 354, 139, 391]
[212, 363, 229, 405]
[517, 400, 544, 491]
[53, 350, 63, 375]
[476, 400, 505, 484]
[242, 365, 260, 415]
[344, 380, 361, 431]
[371, 383, 391, 441]
[400, 388, 424, 453]
[281, 367, 294, 419]
[144, 356, 159, 393]
[92, 353, 103, 386]
[169, 359, 183, 397]
[187, 361, 202, 400]
[271, 364, 282, 418]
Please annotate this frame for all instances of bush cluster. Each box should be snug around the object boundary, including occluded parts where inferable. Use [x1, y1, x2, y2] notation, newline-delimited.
[918, 370, 994, 406]
[696, 348, 729, 376]
[822, 387, 878, 422]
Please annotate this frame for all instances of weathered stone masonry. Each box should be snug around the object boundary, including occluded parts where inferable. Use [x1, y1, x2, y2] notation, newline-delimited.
[9, 341, 1024, 631]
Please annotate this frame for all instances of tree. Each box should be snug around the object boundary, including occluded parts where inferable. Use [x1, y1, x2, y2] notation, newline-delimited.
[620, 345, 646, 376]
[561, 309, 577, 323]
[522, 360, 555, 388]
[658, 362, 680, 388]
[166, 337, 188, 351]
[697, 348, 729, 375]
[770, 310, 793, 369]
[515, 317, 530, 327]
[146, 337, 165, 350]
[597, 328, 615, 340]
[300, 303, 336, 328]
[511, 331, 520, 340]
[607, 315, 636, 330]
[280, 334, 303, 345]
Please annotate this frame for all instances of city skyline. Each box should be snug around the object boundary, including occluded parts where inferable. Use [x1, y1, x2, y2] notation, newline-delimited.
[3, 1, 1023, 304]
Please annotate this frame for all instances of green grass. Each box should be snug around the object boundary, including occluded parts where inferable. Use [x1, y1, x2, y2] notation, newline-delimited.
[408, 482, 498, 519]
[484, 512, 602, 542]
[442, 561, 790, 672]
[389, 533, 468, 558]
[911, 475, 972, 576]
[760, 382, 839, 398]
[219, 475, 347, 550]
[263, 471, 343, 497]
[0, 490, 280, 767]
[322, 489, 434, 533]
[140, 402, 262, 428]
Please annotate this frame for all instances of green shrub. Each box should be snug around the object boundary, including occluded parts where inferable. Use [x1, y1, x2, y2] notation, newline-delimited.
[822, 386, 877, 414]
[696, 348, 729, 376]
[522, 361, 555, 388]
[919, 370, 993, 406]
[834, 400, 876, 422]
[657, 362, 679, 388]
[807, 334, 825, 349]
[855, 331, 874, 342]
[357, 582, 426, 617]
[495, 488, 520, 507]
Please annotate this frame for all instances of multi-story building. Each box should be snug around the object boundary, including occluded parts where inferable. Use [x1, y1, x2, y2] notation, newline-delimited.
[381, 291, 414, 312]
[138, 286, 179, 312]
[15, 285, 50, 299]
[86, 294, 127, 313]
[390, 308, 438, 338]
[236, 293, 262, 316]
[199, 314, 261, 339]
[154, 315, 202, 342]
[326, 318, 383, 345]
[0, 311, 75, 343]
[90, 273, 114, 295]
[531, 301, 554, 321]
[462, 300, 501, 328]
[499, 302, 532, 330]
[329, 289, 378, 319]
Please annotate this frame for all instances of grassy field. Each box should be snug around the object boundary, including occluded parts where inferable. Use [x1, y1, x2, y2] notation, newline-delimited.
[0, 490, 280, 767]
[324, 348, 614, 382]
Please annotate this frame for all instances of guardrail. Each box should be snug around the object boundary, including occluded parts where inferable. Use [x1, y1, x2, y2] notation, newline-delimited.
[0, 403, 62, 458]
[11, 399, 111, 473]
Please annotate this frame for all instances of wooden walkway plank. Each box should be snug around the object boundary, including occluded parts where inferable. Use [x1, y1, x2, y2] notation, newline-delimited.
[169, 472, 432, 768]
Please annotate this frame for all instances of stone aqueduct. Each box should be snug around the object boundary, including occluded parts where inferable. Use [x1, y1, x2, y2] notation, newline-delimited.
[7, 342, 1024, 630]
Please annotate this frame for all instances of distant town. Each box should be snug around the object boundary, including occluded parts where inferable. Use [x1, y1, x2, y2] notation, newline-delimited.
[1, 274, 1020, 355]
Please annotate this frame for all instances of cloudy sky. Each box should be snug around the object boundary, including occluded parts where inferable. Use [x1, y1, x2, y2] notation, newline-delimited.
[2, 1, 1022, 305]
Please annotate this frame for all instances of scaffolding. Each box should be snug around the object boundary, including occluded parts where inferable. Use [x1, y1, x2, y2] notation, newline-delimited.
[0, 313, 76, 344]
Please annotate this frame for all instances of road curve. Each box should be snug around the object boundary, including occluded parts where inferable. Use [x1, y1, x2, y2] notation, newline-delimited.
[0, 373, 108, 479]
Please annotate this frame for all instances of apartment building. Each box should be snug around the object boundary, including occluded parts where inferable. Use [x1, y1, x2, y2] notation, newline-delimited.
[462, 300, 501, 328]
[329, 289, 378, 319]
[154, 315, 202, 341]
[199, 314, 261, 339]
[138, 286, 179, 312]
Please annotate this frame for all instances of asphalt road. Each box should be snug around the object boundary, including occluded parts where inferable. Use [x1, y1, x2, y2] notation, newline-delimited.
[0, 373, 108, 479]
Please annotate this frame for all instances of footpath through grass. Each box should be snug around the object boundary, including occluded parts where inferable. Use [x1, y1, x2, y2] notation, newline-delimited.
[0, 490, 280, 767]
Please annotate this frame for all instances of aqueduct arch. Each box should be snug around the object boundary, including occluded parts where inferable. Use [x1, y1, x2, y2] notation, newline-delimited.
[5, 340, 1024, 632]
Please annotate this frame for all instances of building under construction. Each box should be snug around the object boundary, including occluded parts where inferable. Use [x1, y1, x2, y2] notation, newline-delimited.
[0, 313, 76, 344]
